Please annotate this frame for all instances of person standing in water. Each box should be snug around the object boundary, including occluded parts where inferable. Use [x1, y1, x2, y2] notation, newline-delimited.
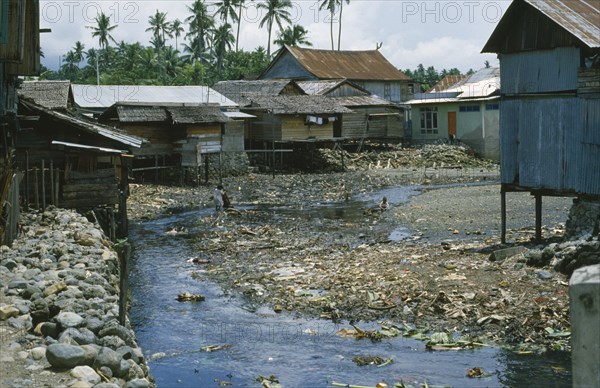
[214, 184, 224, 211]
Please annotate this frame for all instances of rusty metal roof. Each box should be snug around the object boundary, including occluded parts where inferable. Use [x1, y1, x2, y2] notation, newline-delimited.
[427, 75, 468, 93]
[526, 0, 600, 48]
[483, 0, 600, 52]
[279, 46, 410, 81]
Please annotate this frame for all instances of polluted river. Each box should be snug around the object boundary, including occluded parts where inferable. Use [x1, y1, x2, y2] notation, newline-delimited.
[127, 182, 572, 388]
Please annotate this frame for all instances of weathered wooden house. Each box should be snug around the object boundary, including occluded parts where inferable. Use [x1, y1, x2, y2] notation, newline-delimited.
[482, 0, 600, 241]
[98, 103, 232, 180]
[213, 79, 306, 102]
[240, 95, 352, 146]
[260, 45, 415, 103]
[407, 68, 501, 160]
[1, 0, 41, 244]
[297, 79, 404, 141]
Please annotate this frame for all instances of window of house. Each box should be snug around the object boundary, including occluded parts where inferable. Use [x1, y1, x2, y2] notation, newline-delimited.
[420, 107, 438, 134]
[384, 82, 391, 100]
[486, 103, 499, 110]
[459, 105, 480, 112]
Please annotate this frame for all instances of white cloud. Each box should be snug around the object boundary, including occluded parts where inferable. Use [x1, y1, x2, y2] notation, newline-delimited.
[40, 0, 508, 74]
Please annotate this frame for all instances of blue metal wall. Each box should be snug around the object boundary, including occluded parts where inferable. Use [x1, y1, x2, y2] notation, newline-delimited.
[500, 47, 580, 94]
[501, 96, 600, 195]
[261, 52, 315, 80]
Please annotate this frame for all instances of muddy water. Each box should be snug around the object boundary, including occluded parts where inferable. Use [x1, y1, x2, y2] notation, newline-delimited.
[128, 185, 571, 387]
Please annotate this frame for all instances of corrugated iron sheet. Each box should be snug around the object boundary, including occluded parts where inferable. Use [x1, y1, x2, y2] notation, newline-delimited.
[71, 85, 238, 109]
[500, 47, 579, 94]
[501, 96, 600, 195]
[285, 46, 410, 81]
[526, 0, 600, 48]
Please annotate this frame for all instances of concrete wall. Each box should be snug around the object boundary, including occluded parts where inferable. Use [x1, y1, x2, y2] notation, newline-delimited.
[569, 264, 600, 388]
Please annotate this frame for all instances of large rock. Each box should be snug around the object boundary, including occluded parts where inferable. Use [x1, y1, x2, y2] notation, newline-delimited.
[0, 305, 20, 320]
[56, 311, 84, 329]
[46, 343, 87, 368]
[92, 347, 123, 376]
[70, 365, 101, 385]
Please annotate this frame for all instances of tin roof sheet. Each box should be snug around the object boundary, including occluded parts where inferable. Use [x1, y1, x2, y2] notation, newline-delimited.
[71, 85, 238, 109]
[271, 46, 410, 81]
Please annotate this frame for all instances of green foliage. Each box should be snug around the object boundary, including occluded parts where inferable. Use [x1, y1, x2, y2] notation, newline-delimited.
[403, 64, 462, 92]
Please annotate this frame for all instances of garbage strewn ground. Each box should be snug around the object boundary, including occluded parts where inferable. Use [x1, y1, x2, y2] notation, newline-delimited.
[127, 145, 580, 354]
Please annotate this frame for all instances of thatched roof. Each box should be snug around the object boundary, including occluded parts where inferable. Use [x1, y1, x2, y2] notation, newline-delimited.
[243, 95, 352, 115]
[115, 105, 169, 123]
[332, 95, 395, 107]
[168, 106, 231, 124]
[213, 79, 305, 103]
[99, 103, 231, 124]
[18, 81, 71, 110]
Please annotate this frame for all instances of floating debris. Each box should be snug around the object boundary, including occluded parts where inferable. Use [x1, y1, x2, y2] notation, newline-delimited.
[352, 355, 393, 367]
[176, 292, 205, 302]
[201, 344, 232, 352]
[256, 375, 282, 388]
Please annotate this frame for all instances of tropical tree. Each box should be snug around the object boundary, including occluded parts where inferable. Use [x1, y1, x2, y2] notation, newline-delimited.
[72, 41, 85, 65]
[215, 0, 237, 23]
[87, 12, 118, 50]
[257, 0, 292, 57]
[212, 23, 235, 71]
[320, 0, 336, 50]
[171, 19, 185, 51]
[61, 50, 79, 80]
[337, 0, 349, 50]
[274, 25, 312, 51]
[185, 0, 215, 62]
[146, 10, 171, 49]
[234, 0, 245, 51]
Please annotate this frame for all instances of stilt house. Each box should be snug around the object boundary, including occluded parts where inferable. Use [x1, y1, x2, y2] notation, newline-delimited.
[482, 0, 600, 242]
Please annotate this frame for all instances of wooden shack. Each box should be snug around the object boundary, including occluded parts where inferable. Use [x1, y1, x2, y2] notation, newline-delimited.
[482, 0, 600, 242]
[240, 95, 352, 146]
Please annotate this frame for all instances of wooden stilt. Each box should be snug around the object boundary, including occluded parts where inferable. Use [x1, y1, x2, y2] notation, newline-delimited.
[501, 186, 507, 244]
[33, 167, 39, 210]
[535, 193, 542, 243]
[41, 160, 46, 211]
[50, 160, 54, 206]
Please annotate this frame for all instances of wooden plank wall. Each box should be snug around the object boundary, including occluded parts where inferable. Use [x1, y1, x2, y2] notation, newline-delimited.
[282, 115, 333, 140]
[61, 167, 119, 208]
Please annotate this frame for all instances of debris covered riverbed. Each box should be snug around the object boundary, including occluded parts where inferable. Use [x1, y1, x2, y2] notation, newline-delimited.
[127, 145, 575, 355]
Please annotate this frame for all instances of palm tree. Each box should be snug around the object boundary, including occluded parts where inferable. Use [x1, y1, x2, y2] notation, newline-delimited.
[215, 0, 238, 23]
[72, 41, 85, 66]
[234, 0, 245, 51]
[146, 10, 171, 49]
[257, 0, 292, 57]
[320, 0, 335, 50]
[337, 0, 349, 50]
[212, 23, 234, 71]
[87, 12, 118, 50]
[171, 19, 185, 51]
[274, 25, 312, 51]
[185, 0, 215, 61]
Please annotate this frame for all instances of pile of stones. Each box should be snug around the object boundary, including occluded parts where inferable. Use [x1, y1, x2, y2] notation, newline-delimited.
[0, 207, 154, 388]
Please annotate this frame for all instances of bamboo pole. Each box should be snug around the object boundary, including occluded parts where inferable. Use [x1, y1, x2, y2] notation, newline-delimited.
[54, 168, 60, 205]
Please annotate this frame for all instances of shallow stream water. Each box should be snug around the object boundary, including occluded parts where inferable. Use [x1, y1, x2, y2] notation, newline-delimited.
[128, 184, 571, 387]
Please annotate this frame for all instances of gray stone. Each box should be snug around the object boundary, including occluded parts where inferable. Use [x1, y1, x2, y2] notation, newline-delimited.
[79, 344, 99, 366]
[489, 246, 525, 262]
[537, 270, 553, 280]
[46, 343, 87, 368]
[126, 359, 145, 380]
[30, 346, 46, 360]
[84, 317, 103, 334]
[99, 322, 134, 346]
[100, 335, 126, 349]
[92, 347, 122, 376]
[2, 259, 18, 271]
[93, 384, 120, 388]
[56, 311, 84, 329]
[125, 379, 150, 388]
[8, 279, 29, 289]
[70, 365, 101, 385]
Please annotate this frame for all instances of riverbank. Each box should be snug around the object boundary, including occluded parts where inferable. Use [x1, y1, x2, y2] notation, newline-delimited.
[126, 164, 576, 353]
[0, 208, 154, 388]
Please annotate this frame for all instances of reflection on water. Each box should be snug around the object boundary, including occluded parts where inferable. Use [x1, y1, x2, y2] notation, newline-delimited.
[128, 184, 571, 388]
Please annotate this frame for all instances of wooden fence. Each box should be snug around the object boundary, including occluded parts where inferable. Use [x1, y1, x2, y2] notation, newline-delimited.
[1, 172, 22, 246]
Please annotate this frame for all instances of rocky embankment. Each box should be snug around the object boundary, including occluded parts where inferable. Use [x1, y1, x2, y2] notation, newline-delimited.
[0, 207, 154, 388]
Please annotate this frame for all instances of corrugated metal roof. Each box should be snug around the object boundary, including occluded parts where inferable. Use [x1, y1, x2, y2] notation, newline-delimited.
[20, 99, 145, 148]
[427, 75, 468, 93]
[224, 111, 256, 119]
[407, 68, 500, 104]
[51, 140, 128, 154]
[71, 85, 238, 109]
[296, 80, 346, 95]
[280, 46, 410, 81]
[525, 0, 600, 48]
[18, 81, 71, 110]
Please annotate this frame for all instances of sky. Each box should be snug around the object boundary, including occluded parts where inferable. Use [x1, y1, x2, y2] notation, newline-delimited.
[39, 0, 512, 74]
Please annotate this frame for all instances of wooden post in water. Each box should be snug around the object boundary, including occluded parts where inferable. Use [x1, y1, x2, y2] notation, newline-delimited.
[41, 160, 46, 211]
[118, 243, 130, 326]
[33, 167, 39, 210]
[54, 168, 60, 205]
[154, 155, 158, 183]
[501, 186, 507, 244]
[50, 160, 54, 206]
